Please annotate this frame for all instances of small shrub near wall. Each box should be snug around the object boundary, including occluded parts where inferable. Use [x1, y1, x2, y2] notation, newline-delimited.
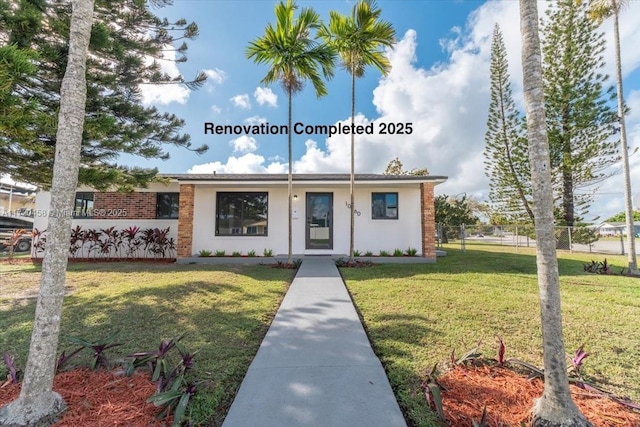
[32, 226, 176, 259]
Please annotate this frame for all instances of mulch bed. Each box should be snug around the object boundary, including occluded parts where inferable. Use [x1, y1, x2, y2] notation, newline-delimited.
[438, 364, 640, 426]
[0, 369, 169, 426]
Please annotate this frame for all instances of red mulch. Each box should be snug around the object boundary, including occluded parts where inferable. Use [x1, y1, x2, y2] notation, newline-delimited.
[438, 365, 640, 427]
[0, 369, 170, 426]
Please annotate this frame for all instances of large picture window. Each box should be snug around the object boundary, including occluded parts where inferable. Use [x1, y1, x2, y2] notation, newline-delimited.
[371, 192, 398, 220]
[156, 193, 179, 219]
[74, 192, 94, 218]
[216, 192, 268, 236]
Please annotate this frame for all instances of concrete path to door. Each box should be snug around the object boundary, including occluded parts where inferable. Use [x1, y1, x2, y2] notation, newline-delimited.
[221, 257, 407, 427]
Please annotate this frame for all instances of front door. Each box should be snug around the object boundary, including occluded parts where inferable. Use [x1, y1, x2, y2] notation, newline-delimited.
[306, 193, 333, 250]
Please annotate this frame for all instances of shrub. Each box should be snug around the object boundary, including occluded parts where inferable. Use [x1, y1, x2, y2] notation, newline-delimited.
[393, 248, 404, 257]
[198, 250, 212, 257]
[247, 250, 257, 257]
[215, 250, 226, 257]
[405, 247, 418, 256]
[379, 250, 390, 257]
[263, 248, 274, 257]
[231, 251, 242, 257]
[353, 249, 361, 257]
[364, 250, 373, 257]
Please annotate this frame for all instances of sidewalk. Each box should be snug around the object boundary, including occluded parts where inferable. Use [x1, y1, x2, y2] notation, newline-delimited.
[222, 257, 407, 427]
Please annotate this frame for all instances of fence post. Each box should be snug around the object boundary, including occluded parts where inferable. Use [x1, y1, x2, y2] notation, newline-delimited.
[568, 226, 573, 253]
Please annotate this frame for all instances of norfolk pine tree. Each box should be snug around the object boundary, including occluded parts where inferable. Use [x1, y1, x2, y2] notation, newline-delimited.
[484, 24, 533, 223]
[0, 0, 95, 425]
[0, 0, 208, 190]
[519, 0, 592, 425]
[542, 0, 618, 227]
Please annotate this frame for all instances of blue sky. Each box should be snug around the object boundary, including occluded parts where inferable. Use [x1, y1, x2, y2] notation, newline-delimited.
[128, 0, 640, 221]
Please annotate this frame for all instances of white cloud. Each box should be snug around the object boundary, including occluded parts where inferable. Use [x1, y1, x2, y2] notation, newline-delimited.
[230, 94, 251, 109]
[254, 87, 278, 107]
[140, 49, 190, 106]
[230, 135, 258, 154]
[244, 115, 267, 125]
[203, 68, 227, 84]
[188, 153, 284, 174]
[210, 105, 221, 114]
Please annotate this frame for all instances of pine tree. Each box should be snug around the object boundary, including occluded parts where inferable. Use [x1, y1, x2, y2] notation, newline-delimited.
[484, 24, 533, 223]
[542, 0, 618, 226]
[0, 0, 208, 190]
[382, 157, 428, 176]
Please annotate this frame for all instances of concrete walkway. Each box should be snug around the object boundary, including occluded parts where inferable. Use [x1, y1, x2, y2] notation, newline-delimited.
[222, 257, 407, 427]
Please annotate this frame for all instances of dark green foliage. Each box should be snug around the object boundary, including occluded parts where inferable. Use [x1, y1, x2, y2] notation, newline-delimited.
[583, 259, 612, 274]
[33, 226, 176, 258]
[67, 331, 123, 370]
[334, 258, 373, 267]
[405, 247, 417, 257]
[198, 250, 212, 257]
[0, 0, 208, 189]
[542, 0, 618, 226]
[231, 251, 242, 257]
[484, 24, 533, 223]
[393, 248, 403, 257]
[606, 211, 640, 222]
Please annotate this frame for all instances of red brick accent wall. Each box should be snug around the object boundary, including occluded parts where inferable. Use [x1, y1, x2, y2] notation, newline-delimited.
[420, 183, 436, 259]
[93, 192, 156, 219]
[177, 184, 195, 258]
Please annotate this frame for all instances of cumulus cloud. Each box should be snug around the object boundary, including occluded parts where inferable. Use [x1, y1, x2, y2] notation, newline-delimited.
[187, 153, 287, 174]
[254, 87, 278, 107]
[203, 68, 227, 84]
[210, 105, 221, 114]
[230, 94, 251, 109]
[140, 49, 190, 106]
[230, 135, 258, 154]
[244, 115, 267, 125]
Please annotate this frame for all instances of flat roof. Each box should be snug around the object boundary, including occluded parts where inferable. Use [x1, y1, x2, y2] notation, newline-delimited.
[161, 173, 447, 184]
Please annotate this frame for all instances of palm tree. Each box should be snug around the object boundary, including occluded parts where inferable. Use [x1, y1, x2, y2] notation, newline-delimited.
[519, 0, 592, 425]
[0, 0, 95, 424]
[319, 0, 395, 261]
[246, 0, 334, 264]
[584, 0, 637, 274]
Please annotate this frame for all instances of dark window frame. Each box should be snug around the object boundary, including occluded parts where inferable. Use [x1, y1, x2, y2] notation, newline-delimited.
[156, 192, 180, 219]
[73, 192, 94, 218]
[371, 192, 399, 220]
[215, 192, 269, 236]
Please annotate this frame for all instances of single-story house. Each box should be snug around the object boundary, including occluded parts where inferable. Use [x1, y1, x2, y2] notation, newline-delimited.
[32, 173, 447, 260]
[596, 221, 640, 237]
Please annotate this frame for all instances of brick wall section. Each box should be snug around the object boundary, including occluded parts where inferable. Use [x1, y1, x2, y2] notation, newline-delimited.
[420, 182, 436, 259]
[177, 184, 195, 258]
[93, 192, 156, 219]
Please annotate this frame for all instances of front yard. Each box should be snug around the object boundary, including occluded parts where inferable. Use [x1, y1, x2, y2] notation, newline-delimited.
[0, 261, 294, 426]
[341, 245, 640, 426]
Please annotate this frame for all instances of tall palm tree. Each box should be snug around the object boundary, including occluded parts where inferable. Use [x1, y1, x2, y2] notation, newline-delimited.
[585, 0, 637, 274]
[0, 0, 95, 424]
[246, 0, 334, 264]
[519, 0, 592, 426]
[319, 0, 395, 261]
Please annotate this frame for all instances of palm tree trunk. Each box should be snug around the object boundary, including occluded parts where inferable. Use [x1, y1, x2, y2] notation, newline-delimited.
[0, 0, 95, 425]
[612, 6, 638, 273]
[349, 66, 356, 261]
[288, 89, 293, 264]
[519, 1, 592, 425]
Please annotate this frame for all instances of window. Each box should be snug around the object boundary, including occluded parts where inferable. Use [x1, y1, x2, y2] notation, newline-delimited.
[216, 192, 268, 236]
[156, 193, 179, 219]
[371, 192, 398, 219]
[74, 192, 94, 218]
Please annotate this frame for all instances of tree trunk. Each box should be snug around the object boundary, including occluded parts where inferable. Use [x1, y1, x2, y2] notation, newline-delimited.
[612, 5, 638, 273]
[287, 89, 293, 265]
[518, 1, 592, 426]
[0, 1, 94, 425]
[349, 64, 356, 262]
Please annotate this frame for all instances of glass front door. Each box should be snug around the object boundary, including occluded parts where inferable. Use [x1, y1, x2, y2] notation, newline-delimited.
[306, 193, 333, 250]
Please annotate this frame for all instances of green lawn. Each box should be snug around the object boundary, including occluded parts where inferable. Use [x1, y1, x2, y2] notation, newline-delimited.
[341, 245, 640, 427]
[0, 261, 294, 426]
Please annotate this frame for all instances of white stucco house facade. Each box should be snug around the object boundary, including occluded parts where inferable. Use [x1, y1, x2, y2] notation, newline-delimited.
[32, 173, 447, 260]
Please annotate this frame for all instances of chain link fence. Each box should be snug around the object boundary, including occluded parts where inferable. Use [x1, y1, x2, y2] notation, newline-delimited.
[436, 223, 632, 255]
